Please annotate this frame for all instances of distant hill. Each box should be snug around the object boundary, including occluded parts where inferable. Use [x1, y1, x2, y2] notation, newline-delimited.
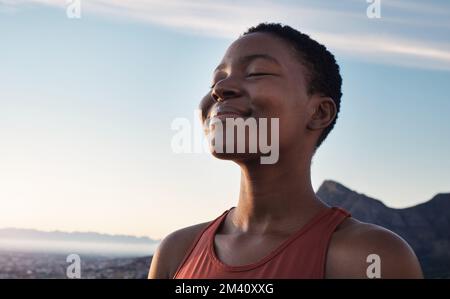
[0, 228, 159, 257]
[0, 228, 159, 244]
[317, 180, 450, 278]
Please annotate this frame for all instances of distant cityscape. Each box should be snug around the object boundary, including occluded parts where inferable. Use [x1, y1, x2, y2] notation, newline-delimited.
[0, 251, 152, 279]
[0, 229, 157, 279]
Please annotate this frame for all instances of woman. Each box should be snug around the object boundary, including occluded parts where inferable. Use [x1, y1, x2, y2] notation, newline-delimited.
[149, 23, 423, 279]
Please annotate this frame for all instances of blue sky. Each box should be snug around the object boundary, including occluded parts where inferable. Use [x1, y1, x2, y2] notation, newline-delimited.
[0, 0, 449, 239]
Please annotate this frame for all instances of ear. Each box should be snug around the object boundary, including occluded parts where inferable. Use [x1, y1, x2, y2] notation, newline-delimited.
[306, 95, 337, 131]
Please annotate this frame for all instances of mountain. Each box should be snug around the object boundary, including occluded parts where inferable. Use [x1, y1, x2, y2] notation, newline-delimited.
[0, 228, 159, 244]
[0, 228, 159, 257]
[317, 180, 450, 278]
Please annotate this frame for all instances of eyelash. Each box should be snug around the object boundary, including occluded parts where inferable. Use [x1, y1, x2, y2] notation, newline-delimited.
[247, 72, 272, 77]
[210, 73, 272, 89]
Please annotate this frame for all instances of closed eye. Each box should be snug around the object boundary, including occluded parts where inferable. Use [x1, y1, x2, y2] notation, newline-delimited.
[246, 73, 274, 77]
[210, 73, 276, 88]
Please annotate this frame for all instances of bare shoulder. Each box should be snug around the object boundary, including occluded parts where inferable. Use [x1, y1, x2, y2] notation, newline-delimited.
[325, 217, 423, 279]
[148, 221, 211, 279]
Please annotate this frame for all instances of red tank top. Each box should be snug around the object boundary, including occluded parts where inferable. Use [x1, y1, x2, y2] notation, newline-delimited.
[174, 206, 351, 279]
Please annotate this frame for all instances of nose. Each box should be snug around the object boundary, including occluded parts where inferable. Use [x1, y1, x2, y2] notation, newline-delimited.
[211, 78, 241, 102]
[199, 93, 215, 123]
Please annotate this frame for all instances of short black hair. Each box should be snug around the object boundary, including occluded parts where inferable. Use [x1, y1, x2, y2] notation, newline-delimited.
[243, 23, 342, 150]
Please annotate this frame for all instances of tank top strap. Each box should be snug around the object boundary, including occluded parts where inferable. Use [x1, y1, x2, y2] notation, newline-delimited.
[312, 207, 351, 277]
[172, 208, 231, 278]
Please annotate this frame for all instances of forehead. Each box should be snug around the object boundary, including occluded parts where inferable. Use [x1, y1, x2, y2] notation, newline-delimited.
[220, 32, 300, 68]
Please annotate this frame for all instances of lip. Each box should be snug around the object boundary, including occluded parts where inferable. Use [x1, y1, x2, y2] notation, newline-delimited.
[214, 112, 246, 119]
[209, 104, 251, 120]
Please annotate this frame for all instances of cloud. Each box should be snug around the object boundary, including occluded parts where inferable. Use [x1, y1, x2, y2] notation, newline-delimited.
[313, 32, 450, 71]
[3, 0, 450, 70]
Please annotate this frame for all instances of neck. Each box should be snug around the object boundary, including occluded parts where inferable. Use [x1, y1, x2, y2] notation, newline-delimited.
[232, 149, 327, 234]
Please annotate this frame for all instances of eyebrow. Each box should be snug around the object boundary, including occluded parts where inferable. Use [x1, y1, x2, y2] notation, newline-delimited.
[214, 54, 281, 73]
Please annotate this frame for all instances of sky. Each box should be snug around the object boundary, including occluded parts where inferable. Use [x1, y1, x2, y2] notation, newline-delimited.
[0, 0, 449, 240]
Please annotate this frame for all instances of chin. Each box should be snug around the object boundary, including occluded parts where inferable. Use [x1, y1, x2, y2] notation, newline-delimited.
[210, 150, 262, 164]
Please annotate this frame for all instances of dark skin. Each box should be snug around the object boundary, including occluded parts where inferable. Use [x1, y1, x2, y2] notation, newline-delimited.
[149, 32, 423, 279]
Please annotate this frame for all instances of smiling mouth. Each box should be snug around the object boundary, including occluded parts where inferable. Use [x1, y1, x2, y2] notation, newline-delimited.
[206, 103, 252, 124]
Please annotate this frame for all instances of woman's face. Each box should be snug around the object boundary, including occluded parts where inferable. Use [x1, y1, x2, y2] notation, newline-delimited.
[200, 32, 317, 164]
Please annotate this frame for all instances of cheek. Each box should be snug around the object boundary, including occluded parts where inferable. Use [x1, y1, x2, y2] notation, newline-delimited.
[247, 81, 309, 148]
[256, 95, 307, 149]
[249, 83, 303, 124]
[247, 84, 288, 119]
